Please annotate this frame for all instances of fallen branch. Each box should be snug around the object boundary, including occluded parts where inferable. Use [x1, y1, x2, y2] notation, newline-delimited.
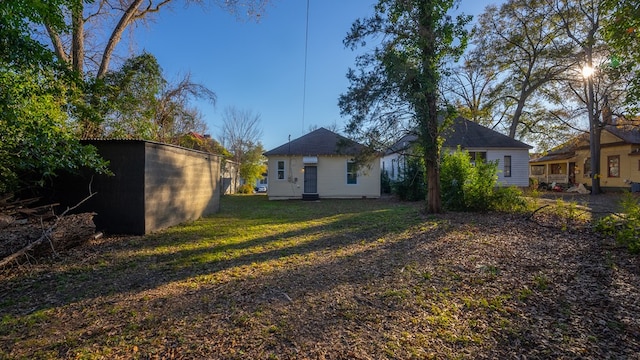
[528, 205, 550, 220]
[0, 191, 96, 268]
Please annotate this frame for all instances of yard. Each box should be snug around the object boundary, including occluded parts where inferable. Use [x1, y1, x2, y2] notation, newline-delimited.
[1, 195, 639, 359]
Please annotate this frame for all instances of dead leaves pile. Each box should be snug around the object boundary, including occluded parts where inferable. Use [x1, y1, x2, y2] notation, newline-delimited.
[1, 204, 639, 359]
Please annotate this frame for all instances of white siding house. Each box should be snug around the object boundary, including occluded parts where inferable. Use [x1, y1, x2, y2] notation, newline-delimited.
[382, 117, 532, 187]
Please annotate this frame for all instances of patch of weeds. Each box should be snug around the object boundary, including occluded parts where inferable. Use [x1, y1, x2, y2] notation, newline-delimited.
[426, 304, 456, 327]
[533, 273, 549, 291]
[604, 251, 617, 270]
[462, 295, 510, 313]
[552, 199, 589, 231]
[381, 289, 410, 300]
[497, 317, 512, 329]
[483, 265, 500, 276]
[595, 192, 640, 253]
[446, 269, 462, 281]
[232, 313, 252, 327]
[518, 287, 533, 301]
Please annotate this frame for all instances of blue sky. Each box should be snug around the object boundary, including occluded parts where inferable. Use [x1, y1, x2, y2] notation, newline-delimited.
[135, 0, 498, 151]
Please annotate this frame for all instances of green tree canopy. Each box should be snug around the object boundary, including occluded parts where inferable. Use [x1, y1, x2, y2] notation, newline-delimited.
[339, 0, 471, 213]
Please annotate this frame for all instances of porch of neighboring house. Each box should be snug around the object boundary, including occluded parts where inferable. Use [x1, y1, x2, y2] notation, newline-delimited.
[530, 155, 581, 190]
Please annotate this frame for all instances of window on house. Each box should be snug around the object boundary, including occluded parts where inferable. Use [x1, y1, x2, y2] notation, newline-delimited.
[347, 161, 358, 184]
[550, 164, 563, 174]
[277, 160, 285, 180]
[584, 158, 591, 178]
[608, 156, 620, 177]
[531, 165, 545, 176]
[391, 159, 396, 178]
[504, 156, 512, 177]
[469, 151, 487, 165]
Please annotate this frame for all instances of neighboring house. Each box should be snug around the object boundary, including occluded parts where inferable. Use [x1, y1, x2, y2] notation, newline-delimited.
[221, 160, 239, 194]
[382, 116, 533, 187]
[529, 122, 640, 190]
[263, 128, 381, 200]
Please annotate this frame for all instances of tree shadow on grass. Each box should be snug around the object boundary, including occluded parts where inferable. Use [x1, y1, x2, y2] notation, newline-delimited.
[0, 197, 423, 316]
[2, 200, 638, 358]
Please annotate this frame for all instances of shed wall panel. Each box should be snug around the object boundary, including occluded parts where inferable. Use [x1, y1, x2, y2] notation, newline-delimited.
[144, 142, 221, 233]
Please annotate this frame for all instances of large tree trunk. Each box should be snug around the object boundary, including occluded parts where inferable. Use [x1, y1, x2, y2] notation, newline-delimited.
[425, 156, 441, 213]
[71, 2, 84, 73]
[419, 1, 442, 214]
[97, 0, 146, 79]
[588, 74, 602, 195]
[509, 82, 530, 138]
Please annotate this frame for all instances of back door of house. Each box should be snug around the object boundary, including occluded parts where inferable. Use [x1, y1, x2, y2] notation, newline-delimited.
[304, 166, 317, 194]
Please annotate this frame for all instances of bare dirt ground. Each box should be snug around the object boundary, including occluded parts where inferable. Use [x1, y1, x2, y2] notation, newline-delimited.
[0, 196, 639, 359]
[536, 191, 636, 214]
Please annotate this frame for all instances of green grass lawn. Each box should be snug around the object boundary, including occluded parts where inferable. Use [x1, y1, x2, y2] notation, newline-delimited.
[0, 195, 638, 359]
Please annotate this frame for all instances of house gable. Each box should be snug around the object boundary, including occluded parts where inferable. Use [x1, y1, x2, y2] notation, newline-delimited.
[264, 127, 366, 157]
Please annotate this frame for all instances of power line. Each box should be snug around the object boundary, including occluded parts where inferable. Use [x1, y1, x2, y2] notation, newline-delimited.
[302, 0, 310, 135]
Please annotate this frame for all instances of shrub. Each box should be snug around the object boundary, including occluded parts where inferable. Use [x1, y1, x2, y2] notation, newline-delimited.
[0, 69, 110, 192]
[440, 148, 525, 212]
[440, 149, 472, 210]
[595, 193, 640, 253]
[381, 170, 392, 194]
[491, 186, 528, 213]
[237, 184, 255, 194]
[462, 156, 499, 211]
[392, 156, 426, 201]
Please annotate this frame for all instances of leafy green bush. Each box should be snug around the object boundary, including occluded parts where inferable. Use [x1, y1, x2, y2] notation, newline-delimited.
[440, 148, 471, 210]
[595, 193, 640, 253]
[392, 156, 426, 201]
[440, 148, 526, 212]
[0, 69, 110, 193]
[464, 158, 499, 211]
[491, 186, 528, 212]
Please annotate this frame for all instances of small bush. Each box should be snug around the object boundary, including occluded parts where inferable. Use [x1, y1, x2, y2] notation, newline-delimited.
[238, 184, 255, 194]
[464, 158, 499, 211]
[441, 148, 525, 212]
[440, 149, 472, 210]
[491, 186, 528, 212]
[595, 193, 640, 253]
[381, 170, 392, 194]
[392, 156, 426, 201]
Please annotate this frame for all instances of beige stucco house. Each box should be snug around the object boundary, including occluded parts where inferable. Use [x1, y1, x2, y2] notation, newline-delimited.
[529, 122, 640, 191]
[263, 128, 381, 200]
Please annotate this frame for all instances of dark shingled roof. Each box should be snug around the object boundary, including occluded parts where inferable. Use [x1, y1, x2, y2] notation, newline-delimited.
[605, 124, 640, 144]
[385, 116, 532, 154]
[530, 123, 640, 163]
[442, 117, 532, 149]
[264, 127, 367, 156]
